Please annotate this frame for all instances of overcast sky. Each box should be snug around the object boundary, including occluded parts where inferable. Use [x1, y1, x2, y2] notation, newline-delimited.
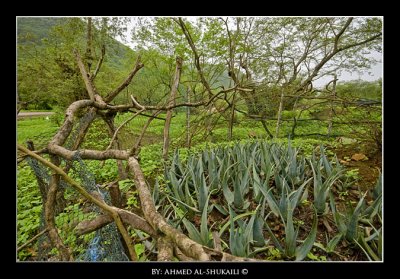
[313, 51, 382, 87]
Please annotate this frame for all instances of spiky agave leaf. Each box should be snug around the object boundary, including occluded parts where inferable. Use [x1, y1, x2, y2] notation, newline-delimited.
[345, 192, 367, 242]
[295, 206, 318, 261]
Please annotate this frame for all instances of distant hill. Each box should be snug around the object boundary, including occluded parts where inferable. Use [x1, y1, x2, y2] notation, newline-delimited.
[17, 17, 138, 109]
[17, 17, 135, 70]
[17, 17, 64, 43]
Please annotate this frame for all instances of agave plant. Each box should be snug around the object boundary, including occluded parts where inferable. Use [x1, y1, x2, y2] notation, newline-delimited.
[309, 148, 344, 215]
[265, 204, 318, 261]
[330, 192, 367, 243]
[363, 173, 382, 221]
[228, 206, 259, 257]
[261, 175, 317, 261]
[263, 175, 312, 222]
[354, 215, 382, 261]
[280, 140, 307, 188]
[181, 194, 214, 248]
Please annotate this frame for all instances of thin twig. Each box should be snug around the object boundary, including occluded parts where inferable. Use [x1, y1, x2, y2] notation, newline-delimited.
[17, 229, 48, 252]
[106, 109, 145, 150]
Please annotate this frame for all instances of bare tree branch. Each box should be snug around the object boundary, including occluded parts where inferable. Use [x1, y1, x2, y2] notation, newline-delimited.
[163, 56, 183, 160]
[17, 229, 49, 252]
[45, 156, 73, 261]
[176, 18, 213, 99]
[128, 156, 209, 261]
[91, 45, 106, 80]
[75, 208, 157, 238]
[47, 144, 129, 161]
[106, 109, 145, 151]
[130, 110, 162, 155]
[338, 32, 382, 52]
[104, 56, 144, 103]
[74, 49, 97, 101]
[334, 17, 353, 50]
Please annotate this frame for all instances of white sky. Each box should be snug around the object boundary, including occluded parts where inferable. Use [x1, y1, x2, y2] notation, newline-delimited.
[117, 17, 382, 88]
[313, 51, 382, 87]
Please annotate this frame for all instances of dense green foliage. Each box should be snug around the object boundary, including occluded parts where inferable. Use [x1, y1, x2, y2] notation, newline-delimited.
[336, 79, 382, 101]
[17, 17, 135, 109]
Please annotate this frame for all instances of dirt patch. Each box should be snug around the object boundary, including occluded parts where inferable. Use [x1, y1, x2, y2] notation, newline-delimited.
[332, 141, 382, 192]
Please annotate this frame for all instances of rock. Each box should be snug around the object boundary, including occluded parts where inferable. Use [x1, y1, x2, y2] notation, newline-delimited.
[351, 153, 368, 161]
[339, 159, 350, 165]
[336, 137, 358, 145]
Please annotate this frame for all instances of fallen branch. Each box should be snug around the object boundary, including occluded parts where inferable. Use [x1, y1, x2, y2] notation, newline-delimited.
[75, 215, 112, 235]
[75, 208, 157, 238]
[157, 237, 174, 261]
[18, 145, 137, 261]
[128, 156, 262, 261]
[46, 164, 73, 261]
[47, 144, 129, 161]
[128, 156, 209, 260]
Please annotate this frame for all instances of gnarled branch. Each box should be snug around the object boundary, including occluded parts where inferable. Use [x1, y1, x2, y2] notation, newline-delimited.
[74, 49, 97, 101]
[18, 145, 137, 261]
[104, 55, 144, 103]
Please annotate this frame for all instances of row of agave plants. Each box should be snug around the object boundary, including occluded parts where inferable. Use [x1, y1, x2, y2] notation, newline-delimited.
[152, 141, 382, 261]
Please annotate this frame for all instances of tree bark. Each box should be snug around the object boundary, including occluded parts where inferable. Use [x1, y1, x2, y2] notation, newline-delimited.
[86, 17, 93, 72]
[327, 74, 337, 137]
[186, 88, 191, 148]
[275, 87, 285, 138]
[45, 155, 73, 261]
[128, 156, 209, 261]
[228, 92, 236, 140]
[163, 57, 183, 161]
[74, 50, 97, 101]
[108, 182, 122, 208]
[157, 237, 174, 261]
[91, 45, 105, 81]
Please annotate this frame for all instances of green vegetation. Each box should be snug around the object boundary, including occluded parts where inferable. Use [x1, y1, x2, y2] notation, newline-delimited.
[17, 117, 60, 147]
[17, 17, 382, 262]
[17, 17, 135, 110]
[17, 165, 42, 260]
[158, 140, 381, 261]
[336, 79, 382, 101]
[17, 101, 381, 261]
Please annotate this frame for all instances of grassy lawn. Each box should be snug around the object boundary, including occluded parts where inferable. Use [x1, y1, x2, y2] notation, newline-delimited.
[17, 117, 60, 148]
